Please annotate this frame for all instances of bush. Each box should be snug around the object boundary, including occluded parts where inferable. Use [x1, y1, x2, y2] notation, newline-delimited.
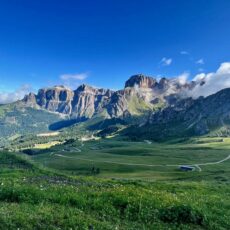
[159, 205, 206, 226]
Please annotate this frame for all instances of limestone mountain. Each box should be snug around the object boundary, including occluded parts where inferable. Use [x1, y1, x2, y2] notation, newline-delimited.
[22, 74, 191, 119]
[124, 74, 157, 88]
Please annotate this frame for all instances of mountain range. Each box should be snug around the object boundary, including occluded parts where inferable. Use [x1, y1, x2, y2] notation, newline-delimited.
[1, 74, 230, 141]
[22, 74, 193, 118]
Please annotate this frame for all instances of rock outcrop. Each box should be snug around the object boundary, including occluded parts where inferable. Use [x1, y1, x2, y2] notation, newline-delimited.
[125, 74, 157, 88]
[71, 84, 113, 118]
[36, 86, 74, 114]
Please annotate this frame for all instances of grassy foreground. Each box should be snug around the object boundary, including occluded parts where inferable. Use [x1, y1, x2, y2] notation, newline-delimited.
[0, 151, 229, 229]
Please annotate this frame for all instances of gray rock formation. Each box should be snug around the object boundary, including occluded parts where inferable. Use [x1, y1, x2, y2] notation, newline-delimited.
[22, 74, 193, 119]
[36, 86, 74, 114]
[125, 74, 157, 88]
[71, 84, 113, 118]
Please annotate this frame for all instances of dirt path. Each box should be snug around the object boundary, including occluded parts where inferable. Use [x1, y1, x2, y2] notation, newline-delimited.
[194, 154, 230, 171]
[194, 164, 202, 172]
[197, 154, 230, 166]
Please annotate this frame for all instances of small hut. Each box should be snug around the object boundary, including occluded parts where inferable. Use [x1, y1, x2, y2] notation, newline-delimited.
[179, 165, 195, 171]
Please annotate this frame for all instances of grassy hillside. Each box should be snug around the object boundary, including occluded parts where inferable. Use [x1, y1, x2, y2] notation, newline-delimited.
[0, 151, 229, 229]
[0, 103, 64, 144]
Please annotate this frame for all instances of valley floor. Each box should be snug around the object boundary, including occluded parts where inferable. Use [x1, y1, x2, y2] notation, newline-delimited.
[32, 137, 230, 182]
[0, 137, 230, 229]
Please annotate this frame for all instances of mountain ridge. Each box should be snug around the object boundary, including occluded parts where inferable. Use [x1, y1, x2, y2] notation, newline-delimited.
[22, 74, 192, 119]
[125, 87, 230, 140]
[2, 74, 230, 141]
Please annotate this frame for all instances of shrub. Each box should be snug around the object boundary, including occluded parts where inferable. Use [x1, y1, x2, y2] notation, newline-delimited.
[159, 205, 206, 226]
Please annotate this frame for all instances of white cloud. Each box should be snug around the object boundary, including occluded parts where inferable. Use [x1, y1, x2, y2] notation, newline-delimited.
[0, 84, 32, 104]
[60, 72, 88, 81]
[196, 59, 204, 65]
[160, 57, 172, 66]
[175, 72, 190, 85]
[188, 62, 230, 98]
[60, 72, 89, 89]
[180, 51, 189, 55]
[193, 73, 206, 82]
[216, 62, 230, 74]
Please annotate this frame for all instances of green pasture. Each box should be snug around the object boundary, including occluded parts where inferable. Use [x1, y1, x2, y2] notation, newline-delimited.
[32, 137, 230, 181]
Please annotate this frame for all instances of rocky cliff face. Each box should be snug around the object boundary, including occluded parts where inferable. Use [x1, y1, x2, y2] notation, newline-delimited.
[22, 74, 193, 119]
[145, 87, 230, 137]
[125, 74, 157, 88]
[35, 86, 74, 114]
[71, 84, 113, 118]
[23, 85, 114, 118]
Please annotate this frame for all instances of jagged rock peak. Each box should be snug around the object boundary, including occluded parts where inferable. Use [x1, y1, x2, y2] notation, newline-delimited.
[76, 84, 97, 92]
[125, 74, 157, 89]
[23, 92, 37, 106]
[75, 84, 113, 95]
[40, 85, 72, 91]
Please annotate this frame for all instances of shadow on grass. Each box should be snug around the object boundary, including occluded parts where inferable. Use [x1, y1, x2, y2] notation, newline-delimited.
[49, 118, 88, 131]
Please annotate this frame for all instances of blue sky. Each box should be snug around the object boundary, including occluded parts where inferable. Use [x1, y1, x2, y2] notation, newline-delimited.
[0, 0, 230, 100]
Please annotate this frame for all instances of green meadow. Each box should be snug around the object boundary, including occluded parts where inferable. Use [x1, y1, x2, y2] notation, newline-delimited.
[0, 137, 230, 229]
[32, 137, 230, 182]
